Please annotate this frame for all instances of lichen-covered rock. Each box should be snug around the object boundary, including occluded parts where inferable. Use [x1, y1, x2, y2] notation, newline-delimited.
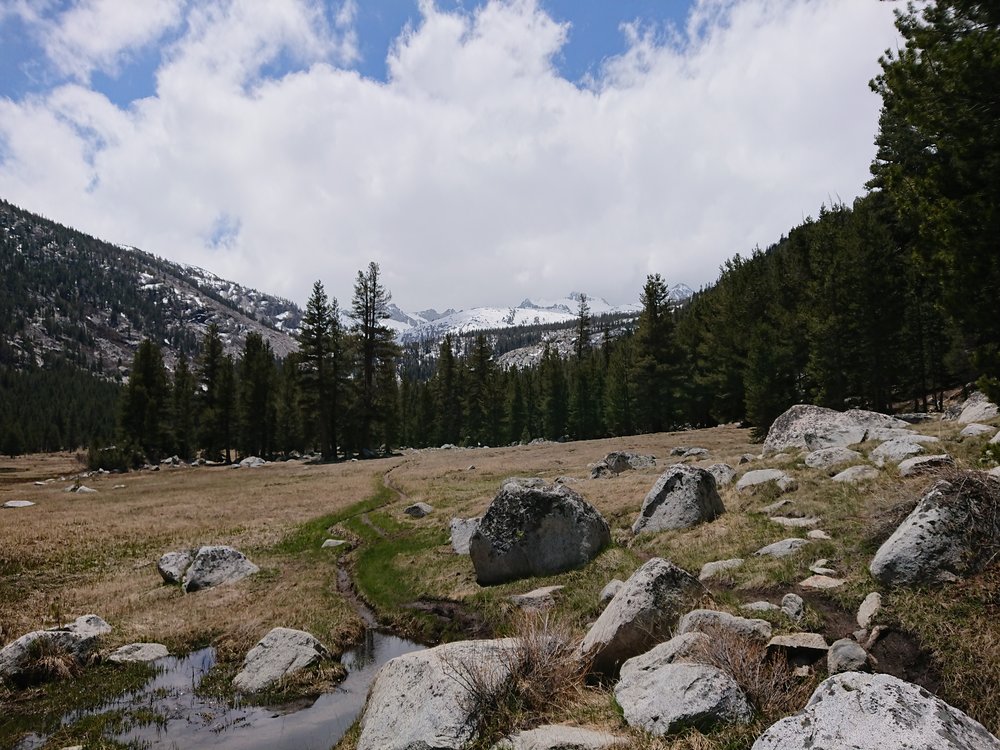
[870, 480, 981, 586]
[156, 549, 194, 584]
[707, 463, 736, 486]
[870, 439, 924, 467]
[591, 451, 656, 478]
[632, 465, 725, 535]
[736, 469, 796, 494]
[358, 639, 520, 750]
[957, 391, 1000, 424]
[578, 558, 700, 677]
[615, 662, 753, 735]
[754, 538, 810, 558]
[781, 593, 804, 621]
[618, 632, 709, 682]
[182, 546, 259, 593]
[751, 672, 1000, 750]
[763, 404, 907, 454]
[233, 627, 330, 693]
[805, 447, 862, 470]
[470, 481, 610, 585]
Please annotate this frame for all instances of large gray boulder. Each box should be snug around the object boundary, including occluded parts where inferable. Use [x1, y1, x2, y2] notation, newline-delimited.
[470, 481, 610, 585]
[232, 627, 331, 693]
[182, 545, 259, 593]
[449, 517, 481, 555]
[751, 671, 1000, 750]
[156, 549, 195, 584]
[763, 404, 907, 455]
[578, 558, 701, 676]
[632, 465, 725, 535]
[591, 451, 656, 478]
[0, 615, 111, 682]
[957, 391, 1000, 424]
[492, 725, 627, 749]
[805, 447, 862, 470]
[358, 638, 520, 750]
[960, 423, 995, 437]
[870, 479, 982, 586]
[615, 662, 753, 736]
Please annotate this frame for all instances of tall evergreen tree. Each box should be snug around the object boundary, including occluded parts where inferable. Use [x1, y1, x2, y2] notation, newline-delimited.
[238, 332, 275, 458]
[631, 274, 681, 432]
[120, 339, 171, 461]
[172, 352, 196, 461]
[298, 281, 343, 459]
[197, 324, 227, 461]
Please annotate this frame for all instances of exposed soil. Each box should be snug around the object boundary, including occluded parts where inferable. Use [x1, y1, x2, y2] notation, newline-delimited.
[869, 628, 941, 693]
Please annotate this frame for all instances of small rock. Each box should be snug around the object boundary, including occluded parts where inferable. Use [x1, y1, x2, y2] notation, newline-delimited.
[3, 500, 35, 508]
[677, 609, 772, 642]
[960, 423, 995, 437]
[233, 627, 330, 693]
[599, 579, 624, 604]
[108, 643, 170, 663]
[737, 469, 797, 494]
[832, 465, 880, 484]
[670, 447, 689, 456]
[492, 725, 628, 749]
[770, 516, 820, 528]
[707, 463, 736, 486]
[865, 624, 888, 651]
[509, 585, 564, 610]
[739, 453, 755, 464]
[799, 574, 845, 590]
[759, 498, 792, 514]
[74, 485, 97, 494]
[807, 529, 831, 540]
[898, 454, 955, 477]
[991, 430, 1000, 445]
[827, 638, 869, 674]
[698, 558, 744, 581]
[754, 538, 810, 558]
[857, 592, 882, 629]
[805, 447, 862, 470]
[871, 439, 924, 467]
[156, 550, 194, 584]
[321, 539, 348, 549]
[741, 601, 781, 613]
[767, 632, 828, 653]
[237, 456, 266, 468]
[403, 502, 434, 518]
[808, 558, 835, 574]
[683, 447, 709, 457]
[781, 593, 804, 621]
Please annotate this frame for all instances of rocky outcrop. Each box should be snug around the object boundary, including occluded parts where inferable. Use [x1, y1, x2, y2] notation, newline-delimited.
[763, 404, 907, 454]
[233, 627, 330, 693]
[182, 546, 259, 593]
[0, 615, 111, 682]
[470, 481, 610, 585]
[805, 447, 862, 470]
[751, 672, 1000, 749]
[578, 558, 701, 676]
[631, 466, 725, 535]
[450, 517, 481, 555]
[736, 469, 797, 494]
[357, 639, 520, 750]
[870, 479, 985, 586]
[615, 662, 753, 735]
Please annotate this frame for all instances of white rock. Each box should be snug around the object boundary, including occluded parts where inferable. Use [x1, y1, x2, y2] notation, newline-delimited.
[578, 558, 700, 676]
[677, 609, 772, 642]
[358, 639, 520, 750]
[868, 428, 940, 444]
[0, 615, 111, 680]
[3, 500, 35, 508]
[751, 672, 1000, 750]
[857, 592, 882, 629]
[404, 502, 434, 518]
[898, 454, 955, 477]
[769, 516, 820, 528]
[492, 725, 628, 750]
[781, 593, 805, 621]
[807, 529, 832, 540]
[182, 545, 259, 593]
[763, 405, 906, 454]
[960, 423, 994, 437]
[619, 632, 709, 682]
[707, 463, 736, 487]
[767, 632, 828, 652]
[614, 662, 753, 735]
[509, 585, 564, 610]
[805, 447, 862, 470]
[322, 538, 348, 549]
[957, 391, 1000, 424]
[832, 465, 880, 484]
[449, 517, 481, 555]
[599, 579, 624, 604]
[742, 601, 781, 613]
[736, 469, 797, 494]
[698, 558, 744, 581]
[108, 643, 169, 663]
[233, 627, 330, 693]
[871, 439, 924, 467]
[800, 574, 845, 590]
[156, 549, 194, 584]
[754, 538, 810, 558]
[991, 430, 1000, 445]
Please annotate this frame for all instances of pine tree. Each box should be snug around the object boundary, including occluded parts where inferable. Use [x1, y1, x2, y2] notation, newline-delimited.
[350, 262, 400, 453]
[540, 344, 567, 440]
[433, 335, 462, 445]
[172, 352, 196, 460]
[298, 281, 343, 459]
[574, 293, 591, 360]
[197, 324, 226, 461]
[120, 339, 171, 461]
[238, 332, 275, 458]
[631, 274, 681, 432]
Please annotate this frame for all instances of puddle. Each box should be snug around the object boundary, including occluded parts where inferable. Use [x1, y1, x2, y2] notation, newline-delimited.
[16, 631, 423, 750]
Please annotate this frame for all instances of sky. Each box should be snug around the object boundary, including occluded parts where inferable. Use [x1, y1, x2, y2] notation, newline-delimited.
[0, 0, 902, 312]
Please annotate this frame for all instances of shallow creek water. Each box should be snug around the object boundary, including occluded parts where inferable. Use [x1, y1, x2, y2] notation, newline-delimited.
[17, 630, 423, 750]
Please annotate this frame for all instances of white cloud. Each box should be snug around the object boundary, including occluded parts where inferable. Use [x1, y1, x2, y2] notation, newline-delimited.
[0, 0, 900, 312]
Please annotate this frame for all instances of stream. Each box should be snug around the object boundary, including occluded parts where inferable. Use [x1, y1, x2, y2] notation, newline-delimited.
[16, 630, 424, 750]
